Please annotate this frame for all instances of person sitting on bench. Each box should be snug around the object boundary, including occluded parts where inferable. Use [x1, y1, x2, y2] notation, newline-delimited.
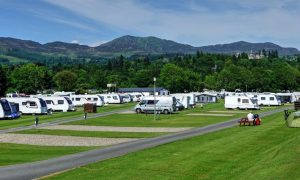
[247, 112, 254, 123]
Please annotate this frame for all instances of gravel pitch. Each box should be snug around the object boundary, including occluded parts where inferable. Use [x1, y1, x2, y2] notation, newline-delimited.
[208, 110, 246, 114]
[40, 125, 192, 132]
[186, 113, 234, 117]
[0, 134, 139, 146]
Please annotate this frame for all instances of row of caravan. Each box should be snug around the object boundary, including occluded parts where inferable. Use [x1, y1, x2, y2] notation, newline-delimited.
[1, 92, 144, 118]
[225, 93, 286, 110]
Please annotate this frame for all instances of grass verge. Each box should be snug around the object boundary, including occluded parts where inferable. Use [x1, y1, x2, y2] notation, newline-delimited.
[45, 112, 300, 180]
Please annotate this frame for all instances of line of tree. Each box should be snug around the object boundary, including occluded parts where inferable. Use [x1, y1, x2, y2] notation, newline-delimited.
[0, 52, 300, 96]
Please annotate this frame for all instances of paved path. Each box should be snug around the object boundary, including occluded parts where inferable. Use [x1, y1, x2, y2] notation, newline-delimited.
[40, 125, 192, 132]
[0, 108, 132, 134]
[0, 107, 289, 180]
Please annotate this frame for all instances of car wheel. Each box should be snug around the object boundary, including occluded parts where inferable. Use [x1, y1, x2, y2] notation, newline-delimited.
[163, 109, 169, 114]
[136, 108, 142, 114]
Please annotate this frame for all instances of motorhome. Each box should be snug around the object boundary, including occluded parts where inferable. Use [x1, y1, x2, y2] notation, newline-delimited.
[225, 95, 260, 110]
[70, 95, 104, 106]
[134, 96, 176, 114]
[6, 97, 48, 114]
[99, 94, 123, 104]
[0, 99, 14, 119]
[256, 93, 281, 106]
[41, 96, 75, 112]
[171, 94, 190, 109]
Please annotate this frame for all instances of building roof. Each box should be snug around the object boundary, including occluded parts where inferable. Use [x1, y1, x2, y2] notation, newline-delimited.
[118, 87, 167, 93]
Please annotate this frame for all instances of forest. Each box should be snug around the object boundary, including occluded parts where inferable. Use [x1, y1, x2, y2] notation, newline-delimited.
[0, 51, 300, 96]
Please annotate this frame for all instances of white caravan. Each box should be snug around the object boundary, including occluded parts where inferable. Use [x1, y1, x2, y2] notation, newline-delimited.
[135, 96, 176, 114]
[0, 99, 14, 119]
[99, 94, 123, 104]
[120, 94, 132, 103]
[256, 93, 281, 106]
[53, 91, 75, 97]
[171, 94, 191, 109]
[6, 97, 48, 114]
[42, 96, 75, 112]
[70, 95, 104, 106]
[128, 93, 144, 102]
[276, 93, 297, 103]
[225, 95, 260, 110]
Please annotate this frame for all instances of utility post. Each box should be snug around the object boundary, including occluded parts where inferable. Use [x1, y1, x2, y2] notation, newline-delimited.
[153, 77, 156, 121]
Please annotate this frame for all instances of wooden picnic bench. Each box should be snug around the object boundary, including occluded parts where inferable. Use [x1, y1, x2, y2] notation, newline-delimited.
[238, 118, 255, 126]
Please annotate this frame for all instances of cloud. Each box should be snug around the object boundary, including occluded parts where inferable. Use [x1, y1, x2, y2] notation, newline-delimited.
[71, 40, 80, 44]
[43, 0, 300, 48]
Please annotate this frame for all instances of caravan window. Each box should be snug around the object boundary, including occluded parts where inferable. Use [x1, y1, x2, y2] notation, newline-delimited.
[270, 97, 275, 101]
[22, 102, 27, 105]
[237, 98, 241, 102]
[113, 96, 118, 100]
[87, 98, 91, 100]
[29, 101, 37, 107]
[75, 98, 80, 101]
[261, 97, 266, 100]
[242, 99, 249, 103]
[107, 96, 111, 98]
[46, 100, 53, 105]
[93, 98, 98, 101]
[58, 100, 64, 104]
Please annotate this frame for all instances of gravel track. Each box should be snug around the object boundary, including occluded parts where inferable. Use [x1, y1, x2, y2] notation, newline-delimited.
[0, 134, 139, 146]
[186, 113, 234, 116]
[39, 125, 191, 132]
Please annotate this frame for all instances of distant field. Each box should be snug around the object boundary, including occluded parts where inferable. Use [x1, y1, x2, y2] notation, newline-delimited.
[0, 54, 29, 63]
[45, 113, 300, 180]
[0, 103, 135, 130]
[0, 143, 94, 166]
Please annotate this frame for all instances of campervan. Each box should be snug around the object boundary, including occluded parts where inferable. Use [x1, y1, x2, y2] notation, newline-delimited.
[256, 93, 281, 106]
[225, 95, 260, 110]
[6, 97, 48, 114]
[70, 95, 104, 106]
[99, 94, 123, 104]
[41, 96, 75, 112]
[0, 99, 14, 119]
[134, 96, 176, 114]
[171, 94, 191, 109]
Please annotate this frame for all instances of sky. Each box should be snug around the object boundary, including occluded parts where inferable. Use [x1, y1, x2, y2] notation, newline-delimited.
[0, 0, 299, 49]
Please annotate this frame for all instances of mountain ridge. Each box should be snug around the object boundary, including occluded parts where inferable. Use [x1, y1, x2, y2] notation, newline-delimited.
[0, 36, 299, 56]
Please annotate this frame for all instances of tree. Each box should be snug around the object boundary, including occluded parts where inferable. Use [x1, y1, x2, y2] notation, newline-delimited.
[0, 66, 8, 96]
[53, 70, 77, 91]
[9, 64, 47, 94]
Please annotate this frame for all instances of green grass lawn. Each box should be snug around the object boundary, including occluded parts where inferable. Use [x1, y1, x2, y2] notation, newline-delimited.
[65, 101, 286, 128]
[0, 143, 94, 166]
[44, 112, 300, 180]
[0, 103, 135, 130]
[14, 129, 168, 138]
